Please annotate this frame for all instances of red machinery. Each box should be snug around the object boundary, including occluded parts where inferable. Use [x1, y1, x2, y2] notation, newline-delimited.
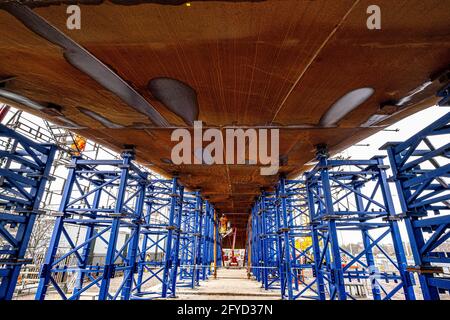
[229, 227, 238, 267]
[0, 105, 10, 122]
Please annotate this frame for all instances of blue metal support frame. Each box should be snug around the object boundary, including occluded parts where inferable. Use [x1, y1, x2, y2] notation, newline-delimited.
[177, 191, 214, 288]
[178, 191, 198, 288]
[34, 150, 148, 300]
[215, 213, 222, 269]
[248, 178, 322, 300]
[278, 177, 321, 300]
[305, 149, 416, 300]
[0, 124, 56, 300]
[250, 192, 281, 291]
[383, 111, 450, 299]
[201, 200, 214, 280]
[133, 177, 184, 299]
[194, 193, 204, 286]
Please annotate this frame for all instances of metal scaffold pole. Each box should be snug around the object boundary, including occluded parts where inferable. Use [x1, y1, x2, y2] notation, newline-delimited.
[178, 191, 197, 288]
[213, 209, 220, 279]
[201, 200, 213, 280]
[0, 124, 56, 300]
[161, 178, 184, 298]
[276, 178, 293, 299]
[383, 111, 450, 300]
[215, 218, 222, 270]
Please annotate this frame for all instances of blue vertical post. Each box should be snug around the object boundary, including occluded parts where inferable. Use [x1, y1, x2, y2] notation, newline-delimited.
[259, 193, 269, 290]
[278, 177, 294, 299]
[286, 197, 299, 293]
[98, 152, 132, 300]
[253, 205, 261, 282]
[161, 177, 179, 297]
[202, 201, 211, 281]
[194, 191, 203, 286]
[274, 187, 286, 298]
[251, 204, 258, 281]
[169, 185, 184, 297]
[35, 156, 78, 300]
[376, 157, 415, 300]
[317, 154, 346, 300]
[121, 172, 147, 300]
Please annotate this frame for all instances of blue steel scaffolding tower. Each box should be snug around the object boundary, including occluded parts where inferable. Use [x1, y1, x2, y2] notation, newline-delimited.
[251, 200, 265, 284]
[133, 177, 184, 299]
[35, 150, 148, 300]
[384, 111, 450, 299]
[305, 147, 416, 300]
[277, 177, 319, 300]
[251, 191, 280, 290]
[178, 192, 215, 288]
[178, 191, 201, 288]
[0, 124, 56, 300]
[248, 179, 320, 300]
[200, 200, 215, 281]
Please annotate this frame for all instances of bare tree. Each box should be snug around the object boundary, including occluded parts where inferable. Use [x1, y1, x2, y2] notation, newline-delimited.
[26, 216, 54, 260]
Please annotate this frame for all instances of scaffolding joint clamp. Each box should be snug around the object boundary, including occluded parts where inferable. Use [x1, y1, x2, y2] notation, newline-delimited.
[50, 211, 67, 217]
[16, 208, 45, 215]
[322, 214, 341, 221]
[406, 265, 444, 274]
[0, 258, 32, 265]
[103, 264, 116, 279]
[382, 215, 402, 221]
[40, 263, 51, 278]
[108, 212, 126, 218]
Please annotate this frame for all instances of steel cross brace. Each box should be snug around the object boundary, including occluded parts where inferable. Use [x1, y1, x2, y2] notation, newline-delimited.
[383, 111, 450, 300]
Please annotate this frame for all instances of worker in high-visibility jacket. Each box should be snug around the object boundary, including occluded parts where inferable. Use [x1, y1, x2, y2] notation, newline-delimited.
[219, 214, 228, 235]
[70, 134, 87, 156]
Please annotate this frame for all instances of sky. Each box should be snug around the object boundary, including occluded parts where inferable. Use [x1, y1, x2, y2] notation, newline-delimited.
[338, 106, 448, 160]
